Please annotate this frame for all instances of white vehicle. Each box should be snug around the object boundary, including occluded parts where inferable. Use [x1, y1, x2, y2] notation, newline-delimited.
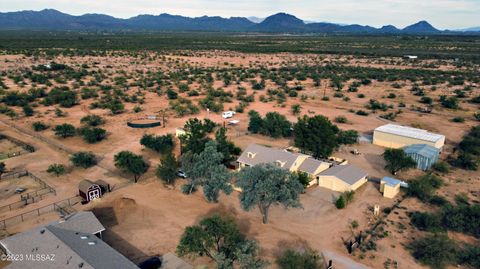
[222, 111, 236, 119]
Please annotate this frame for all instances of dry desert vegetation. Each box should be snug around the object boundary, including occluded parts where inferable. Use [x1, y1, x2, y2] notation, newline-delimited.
[0, 34, 479, 269]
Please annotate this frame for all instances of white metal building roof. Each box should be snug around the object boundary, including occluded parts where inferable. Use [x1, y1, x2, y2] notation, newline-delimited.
[374, 124, 444, 143]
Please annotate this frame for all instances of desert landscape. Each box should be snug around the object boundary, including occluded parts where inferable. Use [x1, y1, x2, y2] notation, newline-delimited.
[0, 31, 478, 269]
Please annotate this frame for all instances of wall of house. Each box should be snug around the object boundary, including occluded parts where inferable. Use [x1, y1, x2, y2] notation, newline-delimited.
[382, 184, 400, 198]
[373, 131, 443, 149]
[318, 176, 351, 192]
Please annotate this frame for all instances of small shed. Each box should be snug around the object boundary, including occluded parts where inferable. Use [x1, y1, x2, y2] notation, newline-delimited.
[403, 144, 440, 170]
[79, 179, 108, 202]
[380, 177, 402, 198]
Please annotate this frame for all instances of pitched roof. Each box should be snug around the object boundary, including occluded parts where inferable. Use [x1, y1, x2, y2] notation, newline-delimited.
[79, 180, 100, 193]
[50, 211, 105, 235]
[237, 144, 303, 170]
[403, 144, 440, 158]
[0, 212, 137, 269]
[375, 124, 444, 143]
[1, 226, 138, 269]
[381, 176, 402, 187]
[297, 157, 330, 175]
[318, 164, 368, 185]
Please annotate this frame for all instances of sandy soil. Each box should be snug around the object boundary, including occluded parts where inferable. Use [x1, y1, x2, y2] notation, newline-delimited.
[0, 50, 478, 269]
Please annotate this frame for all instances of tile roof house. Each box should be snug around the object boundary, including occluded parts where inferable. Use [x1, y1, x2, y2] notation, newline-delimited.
[0, 211, 138, 269]
[237, 144, 331, 185]
[317, 164, 368, 192]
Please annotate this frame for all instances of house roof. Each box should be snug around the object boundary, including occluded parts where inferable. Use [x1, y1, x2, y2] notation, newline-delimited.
[161, 252, 193, 269]
[403, 144, 440, 158]
[297, 157, 330, 175]
[382, 176, 402, 187]
[1, 226, 138, 269]
[375, 124, 444, 143]
[318, 164, 368, 185]
[237, 144, 304, 170]
[50, 211, 105, 235]
[79, 179, 100, 193]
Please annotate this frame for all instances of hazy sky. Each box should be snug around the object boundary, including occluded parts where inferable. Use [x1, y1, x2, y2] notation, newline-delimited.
[1, 0, 479, 29]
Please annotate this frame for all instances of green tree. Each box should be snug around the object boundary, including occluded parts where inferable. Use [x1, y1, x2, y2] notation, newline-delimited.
[276, 248, 323, 269]
[215, 127, 241, 165]
[236, 163, 303, 224]
[22, 105, 34, 116]
[114, 151, 149, 183]
[78, 127, 106, 143]
[181, 141, 232, 202]
[335, 195, 346, 209]
[409, 234, 458, 269]
[46, 163, 66, 177]
[291, 104, 301, 115]
[293, 115, 339, 158]
[180, 118, 212, 154]
[337, 130, 359, 145]
[70, 152, 97, 168]
[407, 174, 443, 202]
[80, 114, 105, 126]
[383, 148, 416, 174]
[53, 123, 76, 138]
[248, 110, 263, 134]
[156, 152, 177, 185]
[140, 134, 175, 154]
[177, 214, 267, 269]
[32, 121, 48, 131]
[294, 171, 311, 189]
[260, 112, 292, 138]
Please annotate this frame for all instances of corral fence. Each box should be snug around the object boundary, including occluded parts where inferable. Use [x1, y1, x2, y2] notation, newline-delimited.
[0, 195, 82, 229]
[0, 170, 56, 213]
[0, 134, 35, 158]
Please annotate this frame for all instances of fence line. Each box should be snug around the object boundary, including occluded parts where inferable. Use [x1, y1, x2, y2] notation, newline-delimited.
[0, 134, 36, 153]
[0, 195, 82, 229]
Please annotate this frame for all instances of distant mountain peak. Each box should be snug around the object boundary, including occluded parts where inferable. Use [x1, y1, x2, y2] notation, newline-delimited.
[403, 20, 439, 33]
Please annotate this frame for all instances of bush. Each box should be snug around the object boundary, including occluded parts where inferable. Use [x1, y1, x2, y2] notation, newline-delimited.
[451, 117, 465, 123]
[80, 114, 105, 126]
[334, 116, 348, 123]
[356, 110, 369, 116]
[32, 121, 48, 131]
[140, 134, 175, 154]
[440, 95, 459, 109]
[335, 195, 346, 209]
[276, 248, 323, 269]
[78, 127, 106, 143]
[432, 161, 450, 174]
[70, 152, 97, 168]
[409, 234, 458, 269]
[407, 174, 443, 202]
[46, 163, 66, 177]
[53, 123, 76, 138]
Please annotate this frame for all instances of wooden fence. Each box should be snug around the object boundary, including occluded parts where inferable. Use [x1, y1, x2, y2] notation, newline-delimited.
[0, 196, 82, 229]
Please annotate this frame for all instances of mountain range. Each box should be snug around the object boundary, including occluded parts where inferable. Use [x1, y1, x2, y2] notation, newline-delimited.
[0, 9, 478, 34]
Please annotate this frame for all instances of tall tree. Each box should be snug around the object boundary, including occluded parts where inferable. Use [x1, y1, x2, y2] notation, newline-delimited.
[140, 133, 175, 154]
[181, 141, 232, 202]
[293, 115, 339, 158]
[177, 214, 267, 269]
[236, 163, 303, 224]
[248, 110, 263, 134]
[180, 118, 212, 154]
[156, 152, 177, 185]
[215, 127, 241, 165]
[383, 148, 416, 174]
[53, 123, 76, 138]
[114, 151, 149, 183]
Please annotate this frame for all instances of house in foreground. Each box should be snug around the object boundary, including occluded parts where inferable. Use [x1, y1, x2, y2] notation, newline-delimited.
[237, 144, 368, 191]
[373, 124, 445, 150]
[0, 211, 138, 269]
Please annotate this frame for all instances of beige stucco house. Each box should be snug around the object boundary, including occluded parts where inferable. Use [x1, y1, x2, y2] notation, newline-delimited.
[317, 164, 368, 192]
[373, 124, 445, 150]
[236, 144, 331, 185]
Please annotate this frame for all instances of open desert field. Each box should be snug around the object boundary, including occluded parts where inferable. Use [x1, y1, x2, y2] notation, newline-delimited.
[0, 33, 478, 269]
